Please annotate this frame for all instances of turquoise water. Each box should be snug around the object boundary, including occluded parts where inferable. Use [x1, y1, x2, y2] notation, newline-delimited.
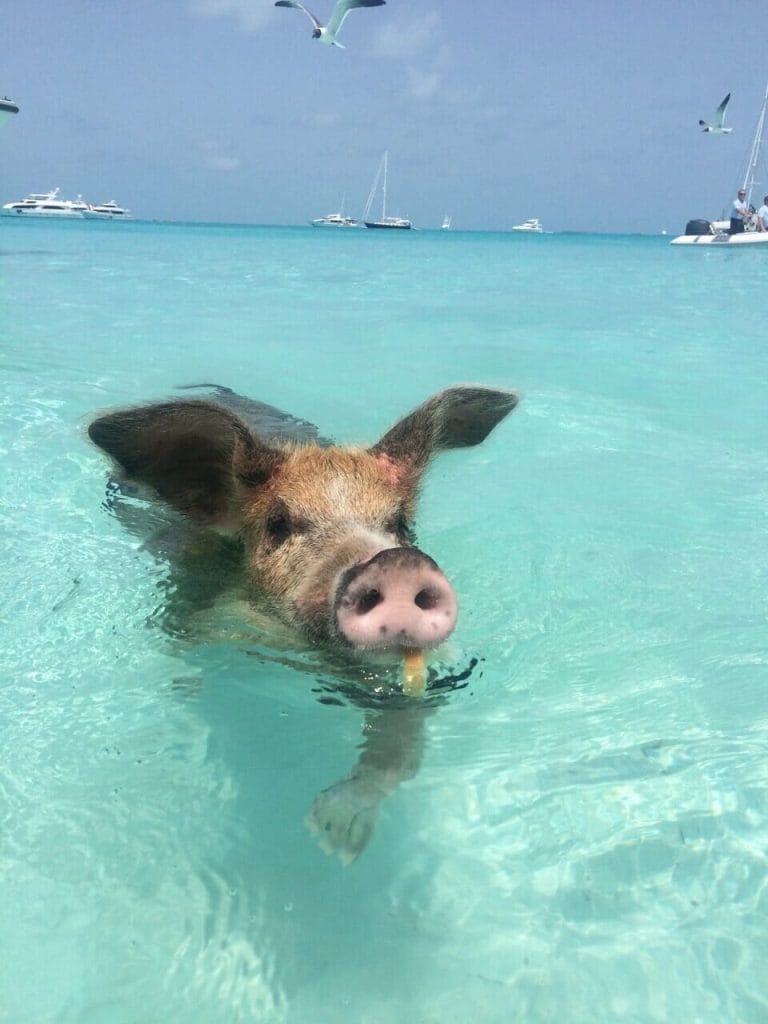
[2, 218, 767, 1022]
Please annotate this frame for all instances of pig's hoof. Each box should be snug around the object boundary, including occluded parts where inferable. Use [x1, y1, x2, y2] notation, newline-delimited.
[305, 778, 382, 865]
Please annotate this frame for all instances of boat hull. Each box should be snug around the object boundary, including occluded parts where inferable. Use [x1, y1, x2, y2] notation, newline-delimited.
[0, 99, 19, 127]
[311, 218, 360, 228]
[1, 207, 84, 218]
[670, 231, 768, 245]
[364, 221, 412, 230]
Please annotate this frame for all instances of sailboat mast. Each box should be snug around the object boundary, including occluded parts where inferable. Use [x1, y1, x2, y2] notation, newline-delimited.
[743, 80, 768, 205]
[382, 150, 388, 220]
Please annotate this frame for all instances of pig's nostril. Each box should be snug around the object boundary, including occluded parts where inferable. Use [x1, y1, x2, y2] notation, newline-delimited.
[414, 588, 438, 611]
[356, 589, 382, 615]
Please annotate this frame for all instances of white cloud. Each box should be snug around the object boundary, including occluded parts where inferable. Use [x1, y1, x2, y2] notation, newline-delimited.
[189, 0, 272, 33]
[206, 154, 241, 171]
[372, 10, 441, 59]
[198, 139, 241, 172]
[407, 69, 441, 101]
[370, 11, 452, 101]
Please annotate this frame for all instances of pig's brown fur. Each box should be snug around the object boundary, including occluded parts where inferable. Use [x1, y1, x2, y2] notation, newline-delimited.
[89, 386, 518, 649]
[236, 445, 418, 640]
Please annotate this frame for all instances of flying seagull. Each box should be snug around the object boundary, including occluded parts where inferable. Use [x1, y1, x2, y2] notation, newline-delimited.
[274, 0, 385, 48]
[699, 93, 732, 133]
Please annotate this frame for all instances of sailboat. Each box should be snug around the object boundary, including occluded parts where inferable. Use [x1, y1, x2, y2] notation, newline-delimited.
[441, 214, 452, 230]
[671, 80, 768, 245]
[363, 151, 412, 230]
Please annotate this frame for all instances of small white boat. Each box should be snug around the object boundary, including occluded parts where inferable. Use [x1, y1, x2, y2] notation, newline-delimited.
[441, 214, 452, 230]
[1, 189, 89, 218]
[363, 152, 412, 230]
[512, 217, 543, 233]
[671, 81, 768, 246]
[83, 200, 131, 220]
[311, 210, 359, 228]
[0, 95, 19, 127]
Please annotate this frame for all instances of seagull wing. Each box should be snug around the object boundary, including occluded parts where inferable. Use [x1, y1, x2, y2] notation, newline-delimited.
[714, 92, 731, 128]
[326, 0, 385, 39]
[274, 0, 322, 31]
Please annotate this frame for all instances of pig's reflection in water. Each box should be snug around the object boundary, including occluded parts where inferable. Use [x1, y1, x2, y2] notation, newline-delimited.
[92, 384, 517, 864]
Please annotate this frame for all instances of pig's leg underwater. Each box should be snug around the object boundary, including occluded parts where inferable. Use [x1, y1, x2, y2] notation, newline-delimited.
[307, 703, 431, 864]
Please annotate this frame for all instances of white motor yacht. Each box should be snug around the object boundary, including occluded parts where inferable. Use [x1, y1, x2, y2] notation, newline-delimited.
[84, 200, 131, 220]
[511, 217, 543, 233]
[1, 189, 89, 218]
[2, 190, 131, 219]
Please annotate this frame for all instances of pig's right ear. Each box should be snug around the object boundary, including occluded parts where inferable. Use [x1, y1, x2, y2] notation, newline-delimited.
[88, 400, 284, 527]
[370, 386, 519, 479]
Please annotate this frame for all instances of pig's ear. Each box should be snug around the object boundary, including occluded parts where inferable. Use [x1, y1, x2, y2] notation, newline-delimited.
[88, 400, 283, 527]
[370, 386, 519, 473]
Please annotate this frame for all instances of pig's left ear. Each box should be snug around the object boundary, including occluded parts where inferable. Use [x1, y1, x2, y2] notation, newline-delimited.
[370, 386, 519, 473]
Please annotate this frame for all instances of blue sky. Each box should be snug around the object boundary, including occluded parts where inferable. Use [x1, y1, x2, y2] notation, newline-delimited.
[3, 0, 768, 232]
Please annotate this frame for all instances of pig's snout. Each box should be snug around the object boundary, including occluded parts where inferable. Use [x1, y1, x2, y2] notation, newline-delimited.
[334, 548, 458, 651]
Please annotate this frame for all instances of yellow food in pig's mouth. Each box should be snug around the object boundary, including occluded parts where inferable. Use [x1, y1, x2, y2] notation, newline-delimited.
[402, 648, 427, 697]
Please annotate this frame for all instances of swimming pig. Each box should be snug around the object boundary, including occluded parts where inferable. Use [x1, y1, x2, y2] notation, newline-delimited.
[88, 383, 518, 862]
[88, 384, 518, 665]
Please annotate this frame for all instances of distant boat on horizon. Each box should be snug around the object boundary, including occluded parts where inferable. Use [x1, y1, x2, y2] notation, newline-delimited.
[1, 189, 131, 219]
[311, 211, 360, 227]
[311, 193, 360, 228]
[511, 217, 543, 233]
[363, 151, 412, 230]
[0, 95, 19, 127]
[441, 214, 452, 230]
[84, 200, 131, 220]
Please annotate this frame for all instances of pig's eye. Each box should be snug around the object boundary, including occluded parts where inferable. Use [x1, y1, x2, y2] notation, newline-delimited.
[386, 511, 414, 543]
[265, 508, 293, 548]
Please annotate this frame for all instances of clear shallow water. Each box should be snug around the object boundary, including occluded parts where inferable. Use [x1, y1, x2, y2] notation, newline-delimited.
[2, 218, 767, 1022]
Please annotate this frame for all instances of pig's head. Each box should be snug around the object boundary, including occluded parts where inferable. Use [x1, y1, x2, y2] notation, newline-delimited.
[88, 386, 518, 659]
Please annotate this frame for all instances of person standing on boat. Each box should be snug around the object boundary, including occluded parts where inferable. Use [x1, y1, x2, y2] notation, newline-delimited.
[757, 195, 768, 233]
[730, 188, 753, 234]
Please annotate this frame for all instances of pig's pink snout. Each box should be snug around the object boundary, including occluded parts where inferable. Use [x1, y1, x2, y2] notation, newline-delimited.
[334, 548, 458, 651]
